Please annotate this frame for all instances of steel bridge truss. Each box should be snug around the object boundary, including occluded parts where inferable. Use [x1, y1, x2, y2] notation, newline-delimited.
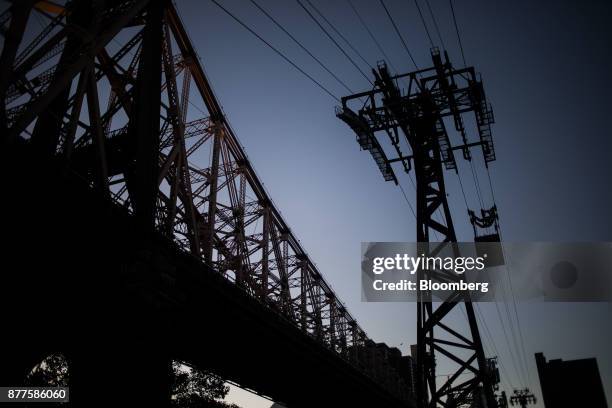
[0, 0, 411, 401]
[337, 49, 499, 408]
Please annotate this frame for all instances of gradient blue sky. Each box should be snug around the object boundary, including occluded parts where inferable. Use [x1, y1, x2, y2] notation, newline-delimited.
[172, 0, 612, 406]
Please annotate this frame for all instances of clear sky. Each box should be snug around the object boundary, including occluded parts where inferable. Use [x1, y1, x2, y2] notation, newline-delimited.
[172, 0, 612, 406]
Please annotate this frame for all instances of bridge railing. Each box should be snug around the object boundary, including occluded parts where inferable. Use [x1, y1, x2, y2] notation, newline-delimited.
[1, 1, 412, 402]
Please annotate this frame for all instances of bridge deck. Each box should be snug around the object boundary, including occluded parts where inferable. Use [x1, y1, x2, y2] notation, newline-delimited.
[1, 144, 413, 408]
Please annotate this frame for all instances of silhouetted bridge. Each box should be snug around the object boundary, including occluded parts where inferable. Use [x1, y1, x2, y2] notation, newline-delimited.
[0, 1, 414, 407]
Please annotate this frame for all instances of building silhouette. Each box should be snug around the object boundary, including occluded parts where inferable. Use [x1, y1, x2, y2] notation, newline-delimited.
[535, 352, 608, 408]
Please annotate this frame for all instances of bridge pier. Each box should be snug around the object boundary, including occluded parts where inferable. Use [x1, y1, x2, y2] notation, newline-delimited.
[0, 352, 47, 387]
[1, 146, 413, 408]
[68, 349, 172, 407]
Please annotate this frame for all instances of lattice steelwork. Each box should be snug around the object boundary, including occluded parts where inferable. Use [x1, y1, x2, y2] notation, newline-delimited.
[337, 49, 500, 408]
[0, 1, 411, 401]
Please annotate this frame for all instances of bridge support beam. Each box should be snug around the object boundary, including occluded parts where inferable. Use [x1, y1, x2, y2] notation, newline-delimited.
[68, 349, 172, 407]
[0, 352, 47, 387]
[0, 1, 36, 136]
[127, 0, 165, 233]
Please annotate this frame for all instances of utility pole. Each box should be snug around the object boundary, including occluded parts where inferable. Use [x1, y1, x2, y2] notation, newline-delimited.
[337, 48, 500, 407]
[509, 389, 537, 408]
[497, 391, 509, 408]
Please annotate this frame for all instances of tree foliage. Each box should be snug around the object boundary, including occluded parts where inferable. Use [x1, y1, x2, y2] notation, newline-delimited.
[24, 354, 240, 407]
[171, 361, 240, 407]
[26, 353, 69, 387]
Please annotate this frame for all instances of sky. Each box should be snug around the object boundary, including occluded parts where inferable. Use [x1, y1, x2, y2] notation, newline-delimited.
[4, 0, 609, 406]
[170, 0, 612, 406]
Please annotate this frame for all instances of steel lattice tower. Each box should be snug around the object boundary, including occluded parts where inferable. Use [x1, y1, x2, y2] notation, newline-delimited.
[338, 49, 500, 408]
[509, 389, 536, 408]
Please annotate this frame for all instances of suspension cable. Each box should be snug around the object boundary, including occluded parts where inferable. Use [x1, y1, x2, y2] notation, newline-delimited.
[248, 0, 355, 94]
[379, 0, 419, 70]
[414, 0, 434, 48]
[296, 0, 373, 85]
[210, 0, 341, 102]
